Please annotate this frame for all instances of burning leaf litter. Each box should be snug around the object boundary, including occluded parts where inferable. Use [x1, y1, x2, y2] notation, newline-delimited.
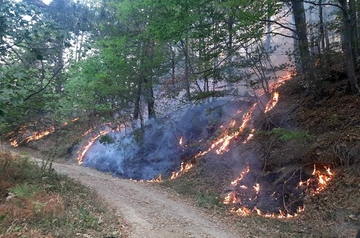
[9, 118, 80, 147]
[223, 164, 334, 218]
[9, 126, 56, 147]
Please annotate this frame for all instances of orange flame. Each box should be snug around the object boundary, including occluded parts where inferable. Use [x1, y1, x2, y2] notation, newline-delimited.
[149, 174, 162, 182]
[10, 126, 56, 147]
[170, 161, 194, 180]
[230, 207, 252, 216]
[77, 124, 124, 164]
[230, 165, 250, 186]
[191, 104, 257, 159]
[172, 103, 257, 179]
[225, 164, 334, 219]
[223, 191, 238, 205]
[299, 165, 334, 195]
[77, 129, 111, 164]
[264, 92, 279, 113]
[243, 129, 255, 144]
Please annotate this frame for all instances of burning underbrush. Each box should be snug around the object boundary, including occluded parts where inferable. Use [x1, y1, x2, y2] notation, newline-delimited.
[76, 97, 255, 180]
[8, 125, 56, 148]
[222, 164, 333, 218]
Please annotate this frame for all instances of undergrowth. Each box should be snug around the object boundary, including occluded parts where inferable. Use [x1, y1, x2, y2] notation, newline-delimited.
[267, 128, 312, 142]
[0, 151, 127, 238]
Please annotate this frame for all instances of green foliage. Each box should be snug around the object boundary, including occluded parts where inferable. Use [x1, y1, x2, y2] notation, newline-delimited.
[197, 192, 223, 208]
[99, 134, 115, 145]
[0, 0, 71, 129]
[270, 128, 312, 142]
[77, 205, 99, 228]
[33, 201, 46, 214]
[8, 182, 41, 198]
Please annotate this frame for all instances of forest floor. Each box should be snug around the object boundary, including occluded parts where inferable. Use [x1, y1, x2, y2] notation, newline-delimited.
[3, 145, 270, 238]
[2, 73, 360, 237]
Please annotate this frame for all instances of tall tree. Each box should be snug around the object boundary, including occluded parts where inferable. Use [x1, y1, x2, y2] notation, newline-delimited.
[291, 0, 314, 88]
[338, 0, 360, 93]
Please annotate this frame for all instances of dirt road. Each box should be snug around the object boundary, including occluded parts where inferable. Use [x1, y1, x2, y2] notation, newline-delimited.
[5, 146, 245, 238]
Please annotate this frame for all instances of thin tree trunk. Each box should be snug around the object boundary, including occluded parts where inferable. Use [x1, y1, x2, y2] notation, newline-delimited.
[144, 41, 156, 120]
[170, 44, 176, 85]
[339, 0, 360, 93]
[318, 0, 326, 52]
[181, 39, 191, 101]
[133, 78, 142, 120]
[227, 15, 234, 91]
[349, 0, 358, 65]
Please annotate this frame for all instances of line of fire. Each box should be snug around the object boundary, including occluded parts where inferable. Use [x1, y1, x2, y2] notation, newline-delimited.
[6, 72, 335, 219]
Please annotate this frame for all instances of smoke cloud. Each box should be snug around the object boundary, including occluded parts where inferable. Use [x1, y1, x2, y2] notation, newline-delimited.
[82, 97, 252, 180]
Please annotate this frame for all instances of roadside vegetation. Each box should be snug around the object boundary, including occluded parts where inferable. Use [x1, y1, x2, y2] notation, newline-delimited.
[0, 151, 128, 238]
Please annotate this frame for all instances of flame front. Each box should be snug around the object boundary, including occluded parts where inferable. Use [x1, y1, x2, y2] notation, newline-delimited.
[77, 129, 111, 164]
[197, 103, 258, 157]
[299, 165, 334, 195]
[10, 126, 56, 147]
[264, 92, 279, 113]
[171, 161, 194, 180]
[170, 72, 292, 180]
[224, 164, 334, 219]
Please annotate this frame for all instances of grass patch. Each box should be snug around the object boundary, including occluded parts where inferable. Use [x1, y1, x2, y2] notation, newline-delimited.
[163, 178, 223, 208]
[0, 151, 127, 237]
[161, 161, 231, 209]
[8, 182, 41, 198]
[270, 128, 312, 142]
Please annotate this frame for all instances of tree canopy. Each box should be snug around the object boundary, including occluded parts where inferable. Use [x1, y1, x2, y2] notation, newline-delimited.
[1, 0, 359, 134]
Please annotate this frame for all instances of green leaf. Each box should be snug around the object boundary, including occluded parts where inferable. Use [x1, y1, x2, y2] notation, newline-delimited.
[0, 213, 6, 220]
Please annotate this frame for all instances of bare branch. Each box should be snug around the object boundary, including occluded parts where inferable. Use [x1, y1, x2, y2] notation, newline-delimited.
[259, 19, 297, 34]
[23, 60, 69, 102]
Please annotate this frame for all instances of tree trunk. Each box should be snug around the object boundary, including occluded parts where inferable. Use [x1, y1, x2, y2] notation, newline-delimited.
[170, 44, 176, 85]
[181, 39, 191, 101]
[339, 0, 360, 93]
[291, 0, 314, 89]
[133, 78, 142, 120]
[143, 41, 156, 120]
[349, 0, 358, 65]
[227, 15, 234, 91]
[318, 0, 326, 52]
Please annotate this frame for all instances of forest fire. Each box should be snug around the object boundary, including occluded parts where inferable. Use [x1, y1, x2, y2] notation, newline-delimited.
[9, 118, 80, 147]
[299, 165, 334, 195]
[264, 92, 279, 113]
[170, 161, 194, 179]
[223, 164, 335, 218]
[77, 124, 125, 164]
[194, 103, 258, 159]
[10, 126, 56, 147]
